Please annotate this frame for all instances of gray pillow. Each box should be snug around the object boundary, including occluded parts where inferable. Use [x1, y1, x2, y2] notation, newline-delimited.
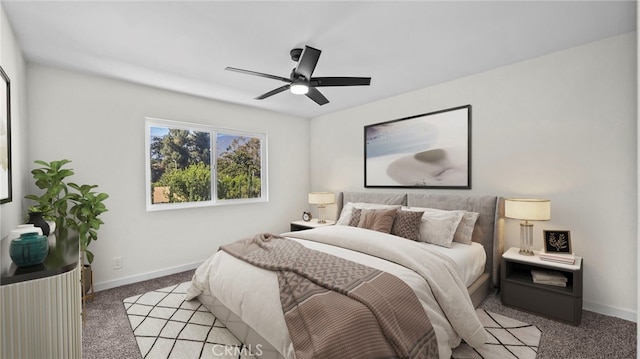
[348, 208, 363, 226]
[391, 210, 424, 241]
[357, 208, 397, 234]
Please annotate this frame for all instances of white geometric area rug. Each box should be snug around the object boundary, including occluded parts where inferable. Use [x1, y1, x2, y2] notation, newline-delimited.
[124, 282, 540, 359]
[452, 309, 541, 359]
[123, 282, 252, 359]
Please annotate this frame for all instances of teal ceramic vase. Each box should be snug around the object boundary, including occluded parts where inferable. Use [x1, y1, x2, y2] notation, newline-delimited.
[9, 232, 49, 267]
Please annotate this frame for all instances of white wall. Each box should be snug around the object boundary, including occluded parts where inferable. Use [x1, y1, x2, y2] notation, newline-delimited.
[26, 65, 311, 289]
[310, 33, 637, 321]
[0, 5, 27, 240]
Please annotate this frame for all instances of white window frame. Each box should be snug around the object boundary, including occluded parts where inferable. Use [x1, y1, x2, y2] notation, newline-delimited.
[145, 117, 268, 211]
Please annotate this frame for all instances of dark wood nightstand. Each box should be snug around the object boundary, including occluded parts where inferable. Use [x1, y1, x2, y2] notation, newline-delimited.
[290, 219, 335, 231]
[501, 247, 583, 325]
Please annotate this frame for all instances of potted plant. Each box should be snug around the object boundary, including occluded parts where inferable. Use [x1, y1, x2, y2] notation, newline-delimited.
[68, 182, 109, 295]
[25, 159, 109, 295]
[24, 159, 75, 233]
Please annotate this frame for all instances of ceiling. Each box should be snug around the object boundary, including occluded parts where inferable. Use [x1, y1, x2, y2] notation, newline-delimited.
[2, 1, 636, 119]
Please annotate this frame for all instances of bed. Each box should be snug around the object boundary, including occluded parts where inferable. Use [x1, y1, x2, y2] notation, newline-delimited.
[187, 192, 504, 359]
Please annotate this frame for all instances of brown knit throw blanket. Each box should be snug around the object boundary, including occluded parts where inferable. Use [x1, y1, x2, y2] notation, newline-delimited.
[220, 233, 438, 359]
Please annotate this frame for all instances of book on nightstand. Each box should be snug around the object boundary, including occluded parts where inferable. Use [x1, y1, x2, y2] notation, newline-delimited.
[539, 251, 576, 265]
[531, 269, 568, 287]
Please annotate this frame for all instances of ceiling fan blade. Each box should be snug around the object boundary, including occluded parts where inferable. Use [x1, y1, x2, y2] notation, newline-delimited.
[311, 77, 371, 87]
[295, 46, 321, 80]
[255, 85, 290, 100]
[306, 87, 329, 106]
[226, 67, 290, 83]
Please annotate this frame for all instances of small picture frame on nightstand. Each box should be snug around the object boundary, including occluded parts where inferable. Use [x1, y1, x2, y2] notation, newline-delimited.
[543, 230, 572, 254]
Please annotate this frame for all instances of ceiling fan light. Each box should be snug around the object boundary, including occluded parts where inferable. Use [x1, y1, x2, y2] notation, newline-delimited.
[290, 83, 309, 95]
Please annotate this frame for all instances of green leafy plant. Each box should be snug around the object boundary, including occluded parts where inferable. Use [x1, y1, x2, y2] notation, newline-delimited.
[24, 159, 74, 229]
[67, 183, 109, 264]
[25, 159, 109, 265]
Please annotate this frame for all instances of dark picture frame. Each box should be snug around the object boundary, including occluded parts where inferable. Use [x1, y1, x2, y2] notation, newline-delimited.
[0, 66, 11, 204]
[543, 230, 572, 254]
[364, 105, 471, 189]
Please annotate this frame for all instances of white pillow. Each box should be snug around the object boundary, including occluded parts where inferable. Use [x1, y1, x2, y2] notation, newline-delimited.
[404, 206, 479, 245]
[403, 207, 465, 247]
[455, 211, 480, 245]
[336, 202, 401, 225]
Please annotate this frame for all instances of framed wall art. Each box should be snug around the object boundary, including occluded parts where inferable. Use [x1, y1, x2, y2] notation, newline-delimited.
[543, 230, 572, 254]
[0, 66, 11, 204]
[364, 105, 471, 189]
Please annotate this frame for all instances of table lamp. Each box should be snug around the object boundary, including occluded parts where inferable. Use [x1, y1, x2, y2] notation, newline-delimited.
[308, 192, 335, 224]
[505, 198, 551, 255]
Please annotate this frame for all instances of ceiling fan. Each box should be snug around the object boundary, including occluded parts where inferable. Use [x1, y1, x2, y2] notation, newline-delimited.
[225, 45, 371, 106]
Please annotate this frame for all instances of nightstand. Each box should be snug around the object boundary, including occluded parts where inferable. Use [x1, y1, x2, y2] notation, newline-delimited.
[290, 219, 335, 231]
[501, 247, 583, 325]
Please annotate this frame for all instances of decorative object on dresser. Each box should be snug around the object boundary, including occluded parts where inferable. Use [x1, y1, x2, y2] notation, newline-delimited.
[504, 198, 551, 255]
[308, 191, 335, 223]
[25, 210, 51, 236]
[7, 224, 43, 240]
[9, 231, 49, 267]
[364, 105, 471, 189]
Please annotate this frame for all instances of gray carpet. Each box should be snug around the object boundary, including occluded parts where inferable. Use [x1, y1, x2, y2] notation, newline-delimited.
[83, 270, 637, 359]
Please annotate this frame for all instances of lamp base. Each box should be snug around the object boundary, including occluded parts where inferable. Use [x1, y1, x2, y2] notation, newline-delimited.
[317, 205, 327, 224]
[519, 248, 534, 256]
[519, 221, 534, 256]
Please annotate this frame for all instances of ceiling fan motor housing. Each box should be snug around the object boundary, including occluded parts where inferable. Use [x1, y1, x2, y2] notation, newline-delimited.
[290, 48, 303, 62]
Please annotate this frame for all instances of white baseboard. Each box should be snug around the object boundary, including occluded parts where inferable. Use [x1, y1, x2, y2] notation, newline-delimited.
[93, 261, 203, 292]
[583, 300, 637, 323]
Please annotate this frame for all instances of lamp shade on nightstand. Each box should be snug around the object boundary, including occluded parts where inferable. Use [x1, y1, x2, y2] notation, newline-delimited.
[505, 198, 550, 255]
[308, 192, 335, 224]
[505, 199, 551, 221]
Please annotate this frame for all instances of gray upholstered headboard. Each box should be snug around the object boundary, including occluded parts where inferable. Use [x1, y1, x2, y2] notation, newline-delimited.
[335, 192, 504, 287]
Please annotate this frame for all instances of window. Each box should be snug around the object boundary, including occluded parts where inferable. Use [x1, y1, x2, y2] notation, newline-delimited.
[145, 118, 267, 211]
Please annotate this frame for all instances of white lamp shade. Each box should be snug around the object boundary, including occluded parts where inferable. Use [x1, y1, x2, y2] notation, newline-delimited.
[505, 198, 551, 221]
[308, 192, 335, 205]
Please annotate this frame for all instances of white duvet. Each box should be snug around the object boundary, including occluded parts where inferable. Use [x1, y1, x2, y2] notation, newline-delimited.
[187, 226, 488, 359]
